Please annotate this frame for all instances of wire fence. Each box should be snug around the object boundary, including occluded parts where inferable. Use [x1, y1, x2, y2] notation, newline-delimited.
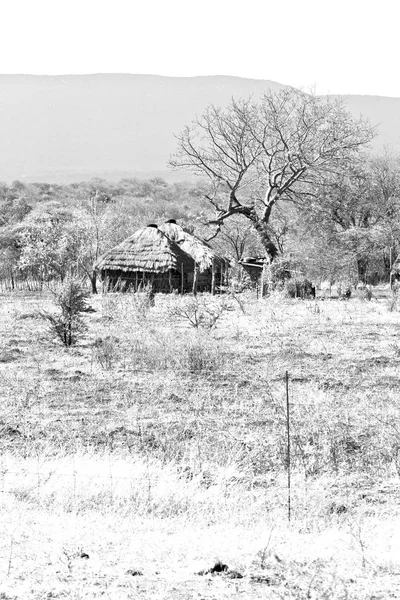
[0, 467, 305, 495]
[0, 276, 45, 293]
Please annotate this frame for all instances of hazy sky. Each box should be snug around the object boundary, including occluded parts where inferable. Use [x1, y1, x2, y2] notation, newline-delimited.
[1, 0, 398, 97]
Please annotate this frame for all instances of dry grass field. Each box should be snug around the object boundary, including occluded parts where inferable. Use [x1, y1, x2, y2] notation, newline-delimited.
[1, 287, 400, 598]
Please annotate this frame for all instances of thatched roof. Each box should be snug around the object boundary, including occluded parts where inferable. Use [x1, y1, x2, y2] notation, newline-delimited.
[159, 219, 227, 272]
[94, 224, 195, 273]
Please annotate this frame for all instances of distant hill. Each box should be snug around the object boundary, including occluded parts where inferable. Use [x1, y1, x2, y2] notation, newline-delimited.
[0, 74, 398, 183]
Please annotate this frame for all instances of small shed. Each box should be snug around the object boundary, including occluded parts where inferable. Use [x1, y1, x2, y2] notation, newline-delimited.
[94, 224, 195, 292]
[238, 256, 266, 283]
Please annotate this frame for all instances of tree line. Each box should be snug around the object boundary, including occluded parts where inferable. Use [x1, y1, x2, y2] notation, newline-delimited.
[0, 178, 210, 292]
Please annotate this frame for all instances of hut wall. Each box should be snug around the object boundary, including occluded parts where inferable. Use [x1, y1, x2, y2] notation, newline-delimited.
[187, 270, 224, 292]
[101, 269, 191, 293]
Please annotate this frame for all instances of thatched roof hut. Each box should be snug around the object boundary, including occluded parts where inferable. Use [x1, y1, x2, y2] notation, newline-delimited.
[159, 219, 227, 273]
[159, 219, 229, 292]
[94, 224, 195, 292]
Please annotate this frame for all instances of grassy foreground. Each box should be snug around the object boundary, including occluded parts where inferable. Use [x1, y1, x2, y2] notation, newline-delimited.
[0, 288, 400, 598]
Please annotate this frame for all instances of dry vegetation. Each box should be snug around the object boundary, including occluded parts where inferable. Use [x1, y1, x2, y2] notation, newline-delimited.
[0, 288, 400, 598]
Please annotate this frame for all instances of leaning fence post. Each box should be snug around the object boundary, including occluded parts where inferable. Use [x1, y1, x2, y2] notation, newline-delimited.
[192, 264, 198, 296]
[211, 259, 216, 295]
[37, 460, 41, 505]
[285, 371, 291, 522]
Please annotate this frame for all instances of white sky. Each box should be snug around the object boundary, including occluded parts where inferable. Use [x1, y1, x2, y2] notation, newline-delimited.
[1, 0, 398, 97]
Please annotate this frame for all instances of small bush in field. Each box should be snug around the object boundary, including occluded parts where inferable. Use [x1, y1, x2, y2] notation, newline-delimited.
[387, 283, 400, 312]
[100, 283, 155, 324]
[183, 340, 218, 372]
[41, 278, 90, 346]
[168, 296, 233, 330]
[339, 285, 352, 300]
[284, 280, 297, 298]
[357, 285, 373, 301]
[284, 278, 315, 299]
[131, 283, 155, 317]
[93, 335, 120, 370]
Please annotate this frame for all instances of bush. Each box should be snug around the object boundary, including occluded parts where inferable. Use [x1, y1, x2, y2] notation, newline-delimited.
[93, 335, 120, 370]
[42, 278, 90, 346]
[357, 285, 373, 301]
[387, 284, 400, 312]
[168, 296, 233, 330]
[337, 284, 352, 300]
[130, 282, 155, 318]
[181, 339, 223, 372]
[284, 278, 315, 299]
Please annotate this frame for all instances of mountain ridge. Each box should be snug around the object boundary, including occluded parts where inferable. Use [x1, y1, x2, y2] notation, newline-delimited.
[0, 74, 398, 183]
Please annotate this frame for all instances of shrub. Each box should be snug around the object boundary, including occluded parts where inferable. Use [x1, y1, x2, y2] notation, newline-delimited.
[130, 282, 155, 319]
[93, 335, 120, 370]
[284, 278, 315, 299]
[387, 284, 400, 312]
[181, 339, 222, 372]
[357, 285, 373, 301]
[338, 284, 352, 300]
[41, 278, 90, 346]
[168, 296, 233, 330]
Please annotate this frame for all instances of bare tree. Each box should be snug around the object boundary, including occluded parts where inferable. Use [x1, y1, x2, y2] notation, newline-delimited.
[73, 190, 134, 293]
[169, 88, 375, 258]
[211, 215, 262, 261]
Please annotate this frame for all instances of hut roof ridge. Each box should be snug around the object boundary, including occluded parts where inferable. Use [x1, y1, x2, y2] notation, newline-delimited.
[94, 224, 194, 273]
[159, 220, 227, 272]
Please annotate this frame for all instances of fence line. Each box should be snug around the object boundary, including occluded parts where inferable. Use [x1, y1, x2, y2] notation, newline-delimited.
[0, 467, 299, 493]
[0, 276, 44, 293]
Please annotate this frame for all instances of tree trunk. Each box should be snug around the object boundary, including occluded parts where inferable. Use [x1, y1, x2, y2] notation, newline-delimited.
[383, 250, 391, 273]
[357, 257, 369, 283]
[192, 265, 198, 295]
[91, 270, 98, 294]
[249, 211, 278, 261]
[211, 260, 216, 295]
[384, 249, 395, 283]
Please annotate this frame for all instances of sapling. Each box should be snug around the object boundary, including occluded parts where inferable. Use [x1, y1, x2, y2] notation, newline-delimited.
[42, 277, 90, 346]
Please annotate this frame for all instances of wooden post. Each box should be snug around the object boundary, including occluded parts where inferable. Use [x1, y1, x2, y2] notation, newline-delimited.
[286, 371, 291, 522]
[192, 264, 198, 296]
[211, 260, 216, 295]
[135, 271, 138, 292]
[168, 270, 172, 293]
[181, 263, 184, 294]
[260, 263, 265, 299]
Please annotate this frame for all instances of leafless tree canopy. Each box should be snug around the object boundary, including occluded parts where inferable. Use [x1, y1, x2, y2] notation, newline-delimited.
[170, 87, 375, 256]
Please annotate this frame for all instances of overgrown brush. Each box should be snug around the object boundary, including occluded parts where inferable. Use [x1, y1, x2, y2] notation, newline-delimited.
[127, 332, 230, 373]
[168, 295, 234, 330]
[100, 283, 154, 324]
[387, 283, 400, 311]
[284, 278, 315, 300]
[93, 335, 120, 370]
[357, 285, 373, 301]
